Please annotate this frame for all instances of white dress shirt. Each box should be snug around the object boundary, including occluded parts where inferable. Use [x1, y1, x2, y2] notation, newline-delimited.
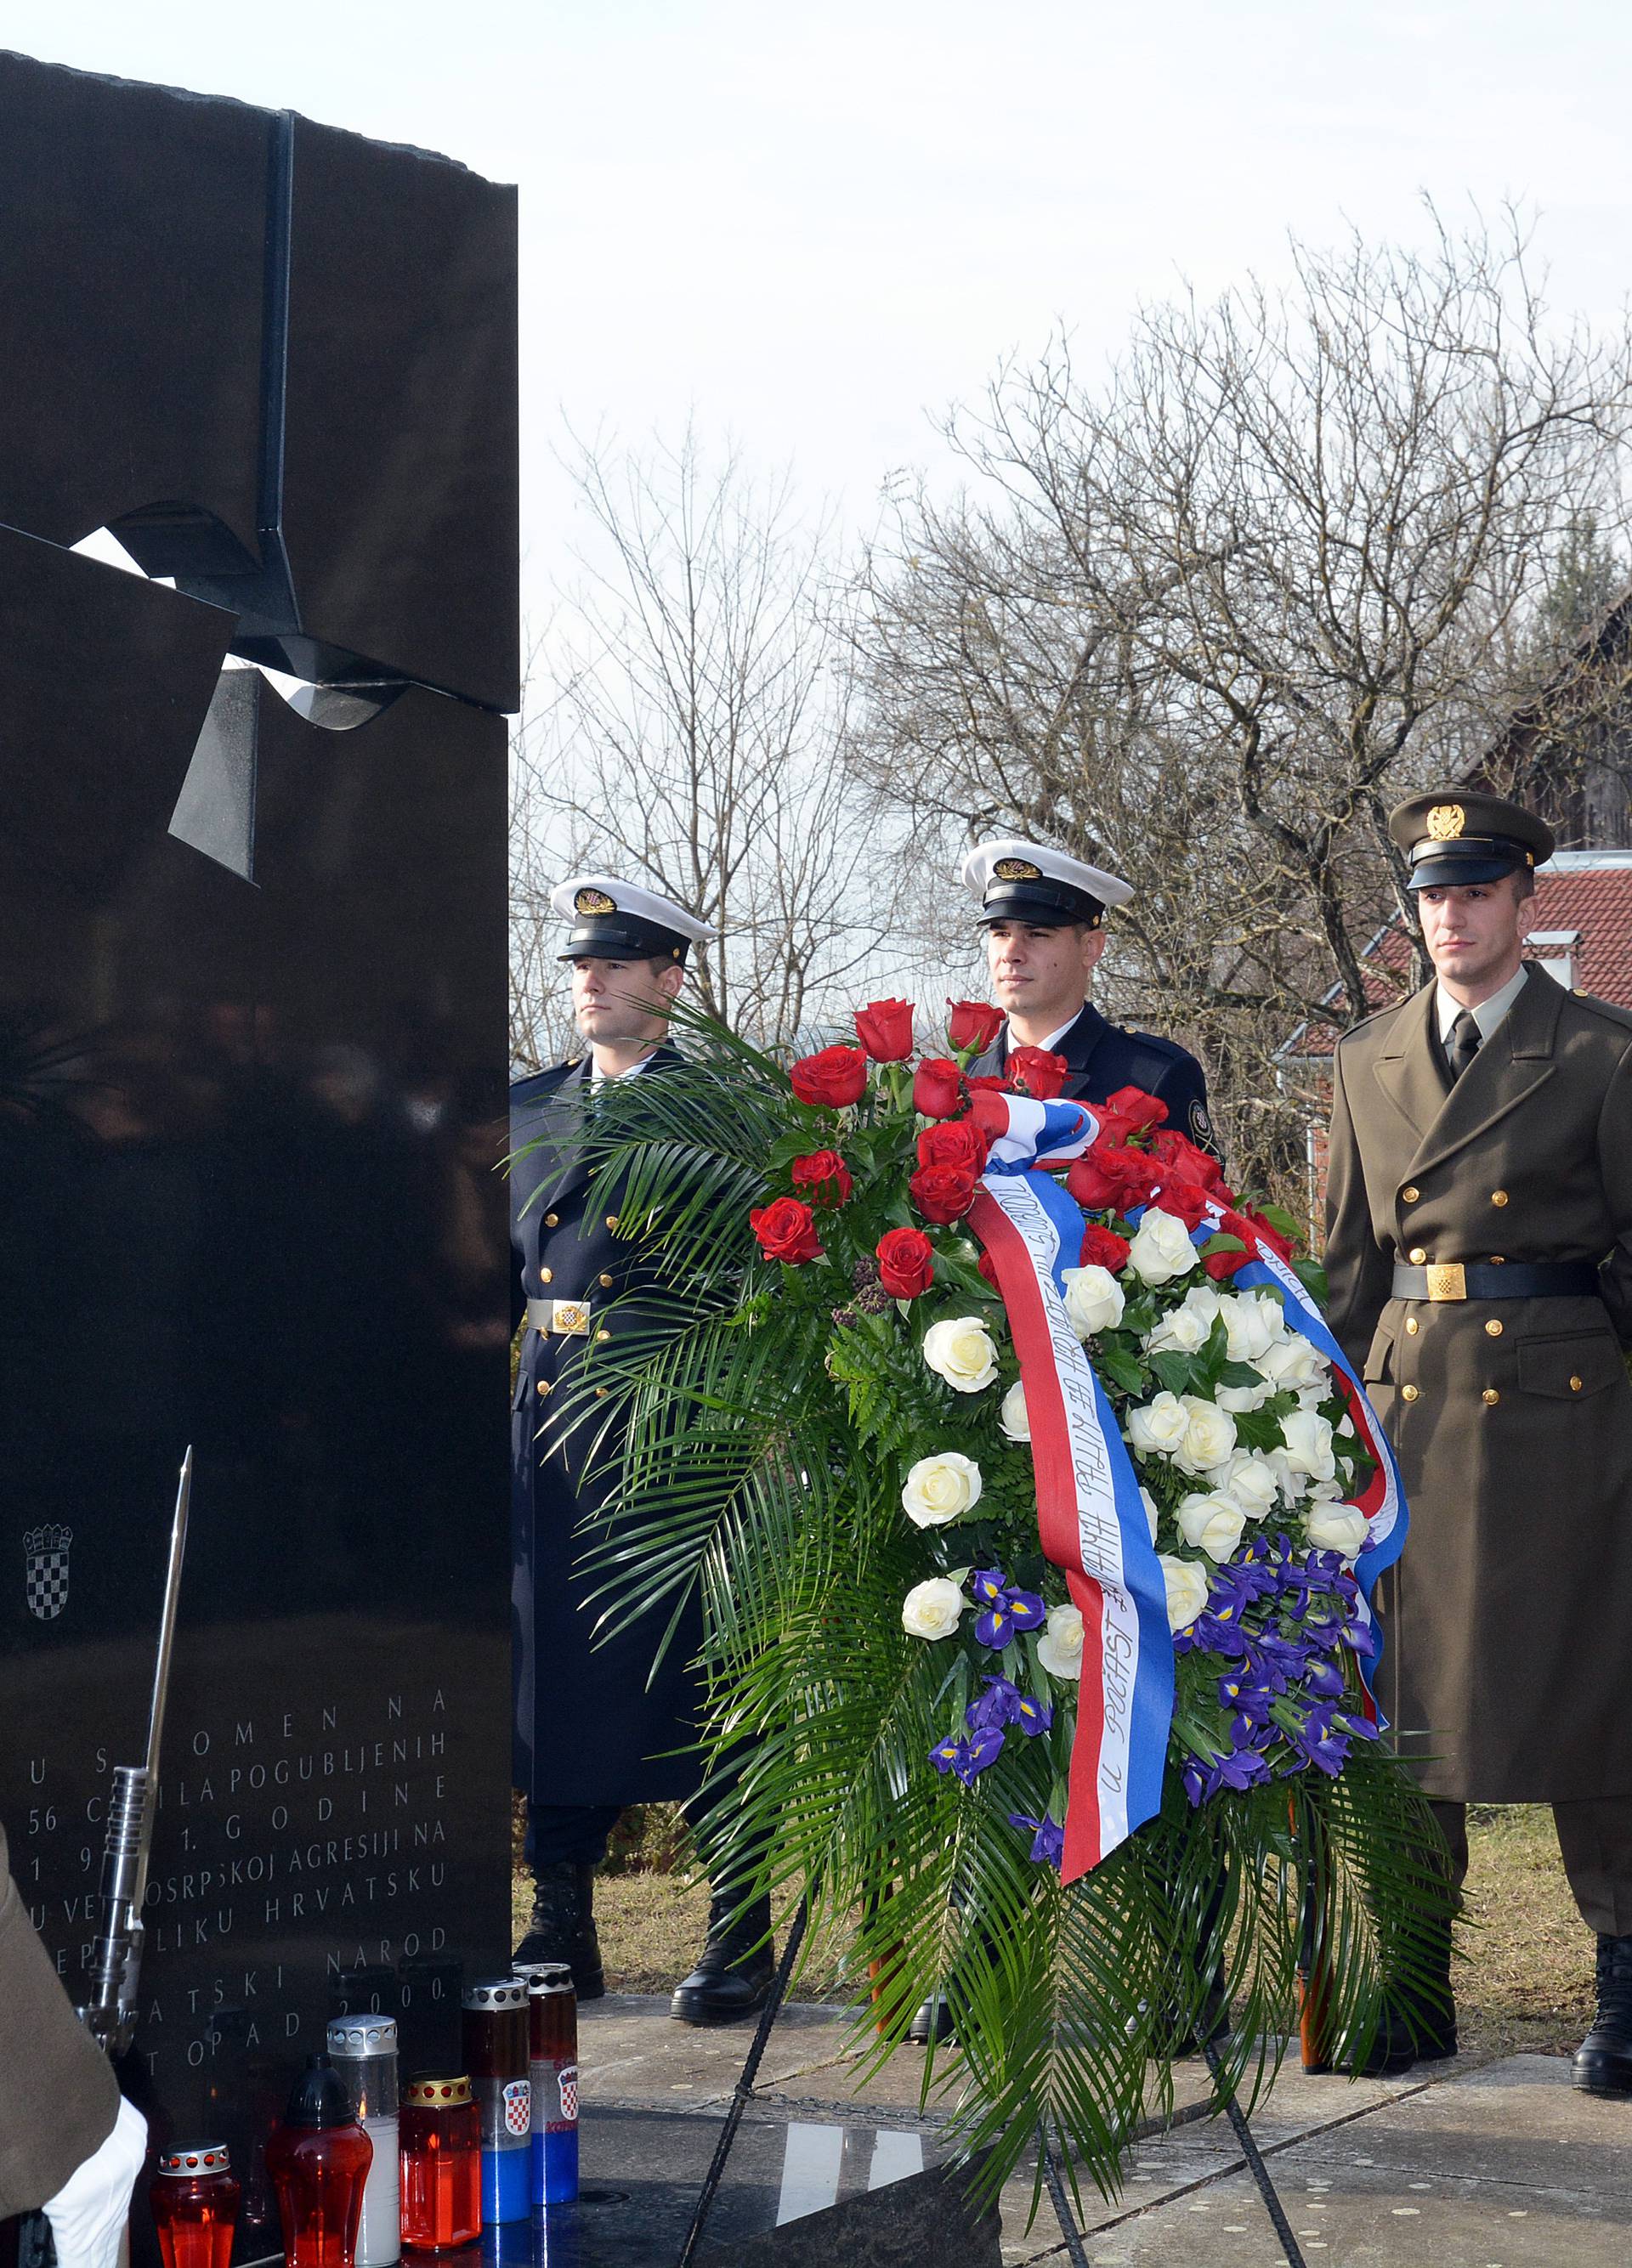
[1007, 1010, 1085, 1056]
[1434, 964, 1529, 1047]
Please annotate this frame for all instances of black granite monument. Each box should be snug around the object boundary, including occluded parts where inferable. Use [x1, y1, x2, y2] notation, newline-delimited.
[0, 50, 516, 2254]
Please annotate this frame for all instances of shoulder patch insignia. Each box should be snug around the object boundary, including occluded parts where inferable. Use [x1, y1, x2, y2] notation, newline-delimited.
[1425, 803, 1465, 841]
[993, 857, 1042, 881]
[1189, 1101, 1211, 1140]
[575, 886, 618, 915]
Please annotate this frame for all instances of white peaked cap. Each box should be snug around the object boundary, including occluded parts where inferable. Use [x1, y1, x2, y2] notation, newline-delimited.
[551, 872, 714, 961]
[961, 838, 1133, 924]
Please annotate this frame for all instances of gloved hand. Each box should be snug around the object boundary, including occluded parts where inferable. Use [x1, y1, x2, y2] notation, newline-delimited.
[42, 2096, 147, 2268]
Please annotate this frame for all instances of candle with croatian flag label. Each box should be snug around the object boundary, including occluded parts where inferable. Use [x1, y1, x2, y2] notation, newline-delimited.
[524, 1964, 578, 2203]
[460, 1980, 530, 2222]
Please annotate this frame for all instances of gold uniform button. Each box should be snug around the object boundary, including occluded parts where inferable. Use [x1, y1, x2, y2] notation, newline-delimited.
[1482, 1388, 1500, 1405]
[605, 1213, 620, 1231]
[594, 1387, 609, 1400]
[1571, 1375, 1584, 1392]
[1401, 1185, 1420, 1203]
[1485, 1318, 1503, 1337]
[595, 1327, 611, 1343]
[1491, 1190, 1509, 1208]
[541, 1266, 553, 1283]
[536, 1379, 551, 1397]
[599, 1272, 615, 1288]
[1408, 1247, 1427, 1265]
[1405, 1317, 1420, 1335]
[1401, 1383, 1420, 1402]
[544, 1211, 559, 1228]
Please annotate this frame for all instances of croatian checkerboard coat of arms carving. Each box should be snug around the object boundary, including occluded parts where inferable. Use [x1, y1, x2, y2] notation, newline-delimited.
[24, 1523, 71, 1620]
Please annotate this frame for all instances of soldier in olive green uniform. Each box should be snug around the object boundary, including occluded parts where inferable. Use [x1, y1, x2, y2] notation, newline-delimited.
[1325, 789, 1632, 2095]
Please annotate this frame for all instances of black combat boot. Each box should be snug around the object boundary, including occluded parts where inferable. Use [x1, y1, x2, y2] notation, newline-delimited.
[907, 1993, 956, 2046]
[1352, 1913, 1457, 2076]
[1572, 1934, 1632, 2095]
[670, 1890, 774, 2026]
[513, 1860, 605, 1999]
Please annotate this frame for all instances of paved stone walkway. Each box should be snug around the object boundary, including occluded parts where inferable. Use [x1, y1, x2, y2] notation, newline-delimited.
[501, 1994, 1632, 2266]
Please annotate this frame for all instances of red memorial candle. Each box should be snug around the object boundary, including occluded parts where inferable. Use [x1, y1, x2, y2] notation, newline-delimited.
[265, 2055, 374, 2268]
[150, 2143, 240, 2268]
[400, 2075, 483, 2251]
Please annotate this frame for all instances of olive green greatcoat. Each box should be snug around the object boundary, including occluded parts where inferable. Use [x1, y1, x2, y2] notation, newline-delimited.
[1325, 965, 1632, 1802]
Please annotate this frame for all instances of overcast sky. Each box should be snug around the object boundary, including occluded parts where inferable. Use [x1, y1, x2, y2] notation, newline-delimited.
[13, 3, 1632, 634]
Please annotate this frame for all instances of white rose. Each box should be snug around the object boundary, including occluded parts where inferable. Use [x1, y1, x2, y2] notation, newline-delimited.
[1146, 1302, 1210, 1356]
[1264, 1448, 1309, 1506]
[1159, 1553, 1210, 1633]
[1218, 1289, 1284, 1363]
[1062, 1264, 1125, 1339]
[1174, 1490, 1247, 1561]
[1304, 1503, 1369, 1558]
[1127, 1390, 1190, 1457]
[901, 1577, 968, 1640]
[999, 1379, 1031, 1443]
[1308, 1477, 1346, 1502]
[1037, 1602, 1085, 1679]
[1126, 1208, 1201, 1286]
[1173, 1395, 1238, 1477]
[1139, 1485, 1160, 1543]
[921, 1315, 1000, 1394]
[1181, 1281, 1224, 1325]
[1281, 1407, 1336, 1483]
[1216, 1450, 1281, 1520]
[1216, 1372, 1273, 1414]
[901, 1452, 983, 1529]
[1258, 1333, 1329, 1394]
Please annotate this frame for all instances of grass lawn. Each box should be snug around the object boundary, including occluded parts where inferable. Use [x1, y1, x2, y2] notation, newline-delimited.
[511, 1801, 1595, 2059]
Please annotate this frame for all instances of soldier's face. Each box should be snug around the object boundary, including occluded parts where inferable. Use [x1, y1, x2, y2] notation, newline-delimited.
[1418, 879, 1526, 987]
[570, 955, 683, 1044]
[984, 920, 1106, 1024]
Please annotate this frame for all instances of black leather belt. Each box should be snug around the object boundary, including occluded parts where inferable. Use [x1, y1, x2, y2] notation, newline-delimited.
[1391, 1260, 1601, 1303]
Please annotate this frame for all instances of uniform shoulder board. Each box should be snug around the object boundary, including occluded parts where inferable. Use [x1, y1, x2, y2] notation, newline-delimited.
[510, 1059, 579, 1104]
[1564, 987, 1632, 1033]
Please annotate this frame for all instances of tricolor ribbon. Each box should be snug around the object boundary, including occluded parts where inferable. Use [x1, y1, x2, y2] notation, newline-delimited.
[967, 1094, 1174, 1882]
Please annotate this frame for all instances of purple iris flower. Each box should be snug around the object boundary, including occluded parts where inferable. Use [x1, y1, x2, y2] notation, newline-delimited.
[1245, 1630, 1308, 1691]
[971, 1570, 1046, 1649]
[1008, 1811, 1065, 1867]
[1287, 1705, 1350, 1776]
[1182, 1756, 1219, 1807]
[929, 1728, 1006, 1784]
[1218, 1668, 1277, 1724]
[1012, 1691, 1053, 1737]
[1211, 1558, 1279, 1614]
[1229, 1711, 1276, 1752]
[966, 1675, 1024, 1731]
[1302, 1654, 1347, 1700]
[1337, 1709, 1380, 1743]
[1216, 1745, 1272, 1790]
[1185, 1611, 1252, 1659]
[1341, 1611, 1380, 1659]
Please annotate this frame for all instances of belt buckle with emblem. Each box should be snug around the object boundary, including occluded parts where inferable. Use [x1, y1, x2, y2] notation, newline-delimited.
[551, 1298, 590, 1336]
[1425, 1263, 1466, 1302]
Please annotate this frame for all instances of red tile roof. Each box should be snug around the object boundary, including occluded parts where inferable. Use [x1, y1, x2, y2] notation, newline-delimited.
[1284, 857, 1632, 1058]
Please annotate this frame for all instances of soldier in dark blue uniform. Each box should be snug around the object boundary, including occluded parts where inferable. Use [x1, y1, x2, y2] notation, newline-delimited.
[510, 874, 774, 2024]
[961, 838, 1218, 1153]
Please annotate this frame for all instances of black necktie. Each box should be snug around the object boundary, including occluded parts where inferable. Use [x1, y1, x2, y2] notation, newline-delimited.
[1446, 1009, 1481, 1082]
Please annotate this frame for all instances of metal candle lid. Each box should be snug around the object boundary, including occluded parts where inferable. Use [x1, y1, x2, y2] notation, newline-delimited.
[157, 2144, 231, 2176]
[405, 2074, 473, 2107]
[462, 1978, 527, 2011]
[326, 2016, 399, 2056]
[522, 1964, 574, 1995]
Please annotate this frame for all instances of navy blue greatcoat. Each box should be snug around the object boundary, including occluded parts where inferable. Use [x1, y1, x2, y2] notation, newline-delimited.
[973, 1002, 1217, 1154]
[510, 1045, 705, 1806]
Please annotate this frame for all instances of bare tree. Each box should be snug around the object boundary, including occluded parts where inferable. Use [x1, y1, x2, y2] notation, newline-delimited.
[852, 206, 1632, 1186]
[511, 428, 903, 1068]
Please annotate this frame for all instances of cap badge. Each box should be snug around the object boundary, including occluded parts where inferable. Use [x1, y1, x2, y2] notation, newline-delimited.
[1425, 804, 1465, 841]
[992, 857, 1042, 881]
[574, 887, 618, 915]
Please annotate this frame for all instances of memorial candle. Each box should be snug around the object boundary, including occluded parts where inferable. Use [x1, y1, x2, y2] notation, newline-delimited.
[265, 2054, 374, 2268]
[524, 1965, 578, 2206]
[150, 2143, 240, 2268]
[399, 2077, 482, 2251]
[460, 1980, 530, 2224]
[326, 2017, 400, 2266]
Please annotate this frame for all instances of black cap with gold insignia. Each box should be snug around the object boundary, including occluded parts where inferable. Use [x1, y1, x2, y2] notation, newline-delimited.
[549, 873, 713, 963]
[1388, 790, 1555, 891]
[961, 837, 1133, 930]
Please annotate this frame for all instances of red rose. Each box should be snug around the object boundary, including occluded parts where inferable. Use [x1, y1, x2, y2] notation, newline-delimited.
[790, 1149, 853, 1208]
[1150, 1128, 1228, 1195]
[1242, 1205, 1295, 1261]
[1006, 1045, 1068, 1100]
[790, 1044, 868, 1109]
[965, 1073, 1013, 1094]
[1102, 1085, 1168, 1133]
[946, 998, 1006, 1052]
[1203, 1205, 1267, 1280]
[1099, 1144, 1161, 1205]
[1088, 1107, 1136, 1151]
[750, 1196, 823, 1264]
[917, 1119, 989, 1173]
[1078, 1223, 1131, 1271]
[854, 998, 915, 1062]
[977, 1247, 1001, 1288]
[910, 1162, 978, 1224]
[1066, 1156, 1125, 1210]
[876, 1226, 935, 1299]
[1150, 1179, 1210, 1230]
[1204, 1245, 1253, 1282]
[912, 1057, 965, 1118]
